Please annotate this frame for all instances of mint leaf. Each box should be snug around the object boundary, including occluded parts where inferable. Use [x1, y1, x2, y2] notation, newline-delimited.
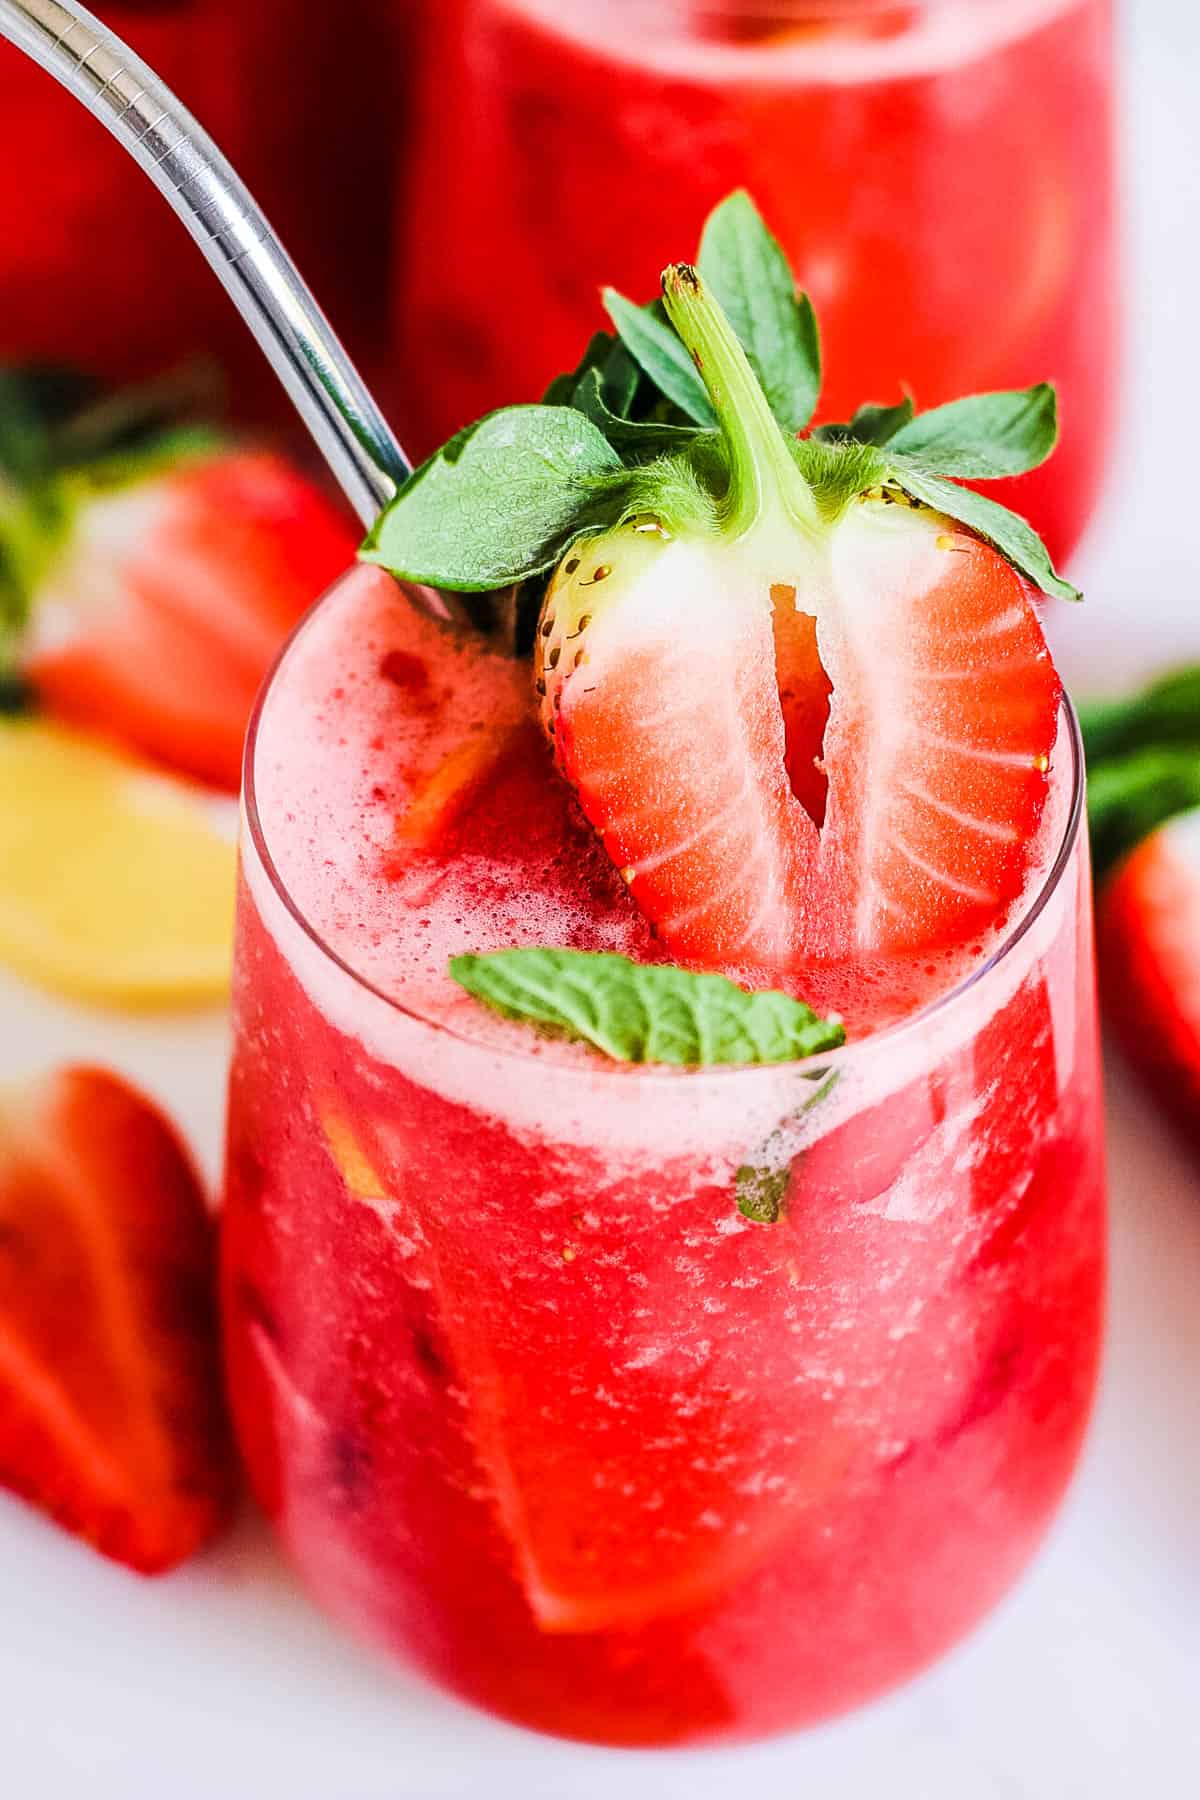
[814, 397, 914, 447]
[573, 368, 708, 456]
[361, 406, 624, 591]
[449, 949, 845, 1067]
[888, 385, 1058, 479]
[736, 1069, 839, 1222]
[603, 289, 718, 428]
[1087, 746, 1200, 880]
[1078, 665, 1200, 765]
[888, 463, 1080, 602]
[697, 190, 821, 432]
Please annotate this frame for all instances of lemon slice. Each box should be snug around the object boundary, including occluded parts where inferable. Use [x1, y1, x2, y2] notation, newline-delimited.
[0, 718, 235, 1007]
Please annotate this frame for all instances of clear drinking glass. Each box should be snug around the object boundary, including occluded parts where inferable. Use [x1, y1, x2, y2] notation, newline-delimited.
[221, 563, 1106, 1748]
[393, 0, 1116, 563]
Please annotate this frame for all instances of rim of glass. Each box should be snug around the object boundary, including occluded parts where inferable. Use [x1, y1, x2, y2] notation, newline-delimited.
[243, 569, 1085, 1085]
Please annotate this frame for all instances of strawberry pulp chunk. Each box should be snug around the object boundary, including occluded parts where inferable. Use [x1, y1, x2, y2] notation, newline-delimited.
[222, 567, 1105, 1745]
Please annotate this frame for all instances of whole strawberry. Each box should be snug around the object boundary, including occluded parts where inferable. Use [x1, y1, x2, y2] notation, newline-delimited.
[0, 370, 356, 790]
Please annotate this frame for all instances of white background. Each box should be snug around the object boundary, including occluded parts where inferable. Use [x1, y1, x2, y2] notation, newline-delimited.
[3, 3, 1200, 1795]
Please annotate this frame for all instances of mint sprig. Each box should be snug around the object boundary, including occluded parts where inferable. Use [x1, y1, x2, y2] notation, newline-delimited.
[449, 949, 845, 1067]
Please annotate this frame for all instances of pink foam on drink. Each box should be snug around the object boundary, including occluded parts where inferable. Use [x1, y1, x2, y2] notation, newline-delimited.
[250, 566, 1069, 1046]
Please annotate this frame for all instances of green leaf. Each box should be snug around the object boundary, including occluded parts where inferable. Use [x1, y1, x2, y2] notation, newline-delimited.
[791, 434, 890, 518]
[814, 397, 914, 447]
[573, 368, 709, 456]
[0, 365, 98, 485]
[735, 1069, 839, 1222]
[361, 405, 625, 591]
[598, 338, 641, 419]
[449, 949, 845, 1067]
[541, 331, 617, 408]
[697, 190, 821, 432]
[1087, 746, 1200, 880]
[603, 289, 718, 428]
[1078, 665, 1200, 765]
[888, 462, 1081, 602]
[888, 385, 1058, 479]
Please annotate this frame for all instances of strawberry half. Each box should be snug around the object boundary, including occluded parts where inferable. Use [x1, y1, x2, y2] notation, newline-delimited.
[366, 193, 1075, 986]
[536, 268, 1060, 974]
[13, 447, 355, 790]
[0, 1066, 234, 1572]
[1098, 810, 1200, 1148]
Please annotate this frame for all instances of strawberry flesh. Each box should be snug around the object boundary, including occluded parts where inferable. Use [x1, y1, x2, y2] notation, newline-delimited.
[0, 1066, 234, 1572]
[541, 528, 811, 974]
[805, 502, 1061, 960]
[540, 500, 1059, 984]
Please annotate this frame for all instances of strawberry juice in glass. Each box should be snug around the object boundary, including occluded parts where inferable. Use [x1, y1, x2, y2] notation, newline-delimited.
[394, 0, 1115, 562]
[222, 559, 1105, 1746]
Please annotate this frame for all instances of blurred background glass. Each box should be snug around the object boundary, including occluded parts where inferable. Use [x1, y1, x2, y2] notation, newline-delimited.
[394, 0, 1116, 564]
[0, 0, 397, 423]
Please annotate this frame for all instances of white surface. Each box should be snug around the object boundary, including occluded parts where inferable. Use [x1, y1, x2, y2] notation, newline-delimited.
[5, 5, 1200, 1796]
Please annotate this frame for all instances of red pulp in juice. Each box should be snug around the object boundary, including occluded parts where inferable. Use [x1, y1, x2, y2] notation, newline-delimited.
[222, 569, 1105, 1745]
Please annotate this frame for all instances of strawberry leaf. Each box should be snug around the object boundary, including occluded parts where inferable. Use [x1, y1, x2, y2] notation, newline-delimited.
[449, 949, 845, 1066]
[361, 406, 626, 591]
[1078, 665, 1200, 764]
[887, 463, 1081, 602]
[573, 368, 710, 456]
[697, 190, 821, 432]
[542, 331, 620, 408]
[1087, 747, 1200, 880]
[888, 385, 1058, 478]
[603, 289, 718, 428]
[814, 397, 914, 447]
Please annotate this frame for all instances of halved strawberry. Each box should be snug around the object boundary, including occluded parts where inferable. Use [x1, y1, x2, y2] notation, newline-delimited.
[0, 1066, 234, 1572]
[16, 448, 355, 790]
[1098, 809, 1200, 1146]
[537, 271, 1060, 976]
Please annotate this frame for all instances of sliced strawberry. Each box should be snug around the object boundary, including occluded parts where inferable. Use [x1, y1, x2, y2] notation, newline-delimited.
[538, 522, 812, 974]
[0, 1066, 234, 1572]
[805, 499, 1061, 960]
[538, 499, 1059, 979]
[21, 450, 355, 790]
[1098, 809, 1200, 1146]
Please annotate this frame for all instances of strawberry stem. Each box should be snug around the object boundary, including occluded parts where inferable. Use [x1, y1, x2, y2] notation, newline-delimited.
[661, 264, 818, 538]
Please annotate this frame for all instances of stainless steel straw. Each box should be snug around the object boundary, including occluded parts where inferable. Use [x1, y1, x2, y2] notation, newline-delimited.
[0, 0, 411, 528]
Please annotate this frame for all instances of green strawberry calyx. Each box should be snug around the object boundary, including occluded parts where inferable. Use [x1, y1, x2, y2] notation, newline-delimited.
[362, 189, 1078, 613]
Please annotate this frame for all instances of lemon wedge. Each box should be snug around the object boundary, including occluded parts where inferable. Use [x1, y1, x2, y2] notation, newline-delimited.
[0, 718, 235, 1007]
